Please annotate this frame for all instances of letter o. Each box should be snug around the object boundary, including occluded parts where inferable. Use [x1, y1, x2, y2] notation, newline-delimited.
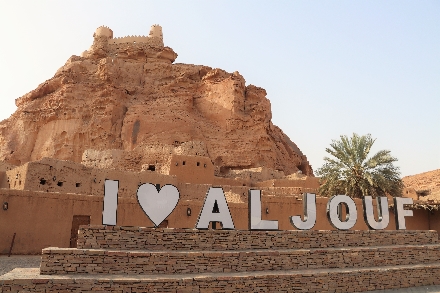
[326, 195, 357, 230]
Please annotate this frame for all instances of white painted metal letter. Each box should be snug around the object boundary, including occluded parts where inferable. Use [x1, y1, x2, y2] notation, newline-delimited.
[394, 197, 413, 230]
[103, 180, 118, 225]
[363, 196, 389, 230]
[196, 187, 235, 229]
[249, 189, 278, 230]
[290, 193, 316, 230]
[327, 195, 357, 230]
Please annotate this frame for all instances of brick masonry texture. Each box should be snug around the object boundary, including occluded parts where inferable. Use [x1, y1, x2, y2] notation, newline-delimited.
[77, 225, 438, 250]
[2, 226, 440, 292]
[2, 264, 440, 292]
[40, 244, 440, 275]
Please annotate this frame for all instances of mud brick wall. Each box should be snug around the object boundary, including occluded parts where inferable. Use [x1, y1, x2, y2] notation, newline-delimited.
[77, 225, 438, 251]
[40, 244, 440, 275]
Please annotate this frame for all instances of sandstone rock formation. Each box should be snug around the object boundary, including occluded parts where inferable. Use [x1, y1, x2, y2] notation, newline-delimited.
[0, 25, 313, 178]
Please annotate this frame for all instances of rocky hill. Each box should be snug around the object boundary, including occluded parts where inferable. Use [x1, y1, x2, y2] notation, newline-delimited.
[0, 25, 313, 177]
[403, 169, 440, 201]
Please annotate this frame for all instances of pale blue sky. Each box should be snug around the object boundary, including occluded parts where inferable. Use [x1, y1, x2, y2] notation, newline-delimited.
[0, 1, 438, 176]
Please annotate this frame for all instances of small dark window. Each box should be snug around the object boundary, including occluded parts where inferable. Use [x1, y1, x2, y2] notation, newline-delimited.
[175, 162, 178, 166]
[53, 176, 56, 181]
[197, 162, 200, 166]
[40, 179, 47, 185]
[147, 165, 156, 171]
[57, 182, 63, 187]
[183, 161, 186, 165]
[76, 183, 81, 188]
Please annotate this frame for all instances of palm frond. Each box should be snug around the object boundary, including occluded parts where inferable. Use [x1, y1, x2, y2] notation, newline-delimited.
[317, 133, 403, 198]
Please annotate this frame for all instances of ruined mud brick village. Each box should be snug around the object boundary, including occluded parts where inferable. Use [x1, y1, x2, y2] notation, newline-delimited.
[1, 24, 440, 292]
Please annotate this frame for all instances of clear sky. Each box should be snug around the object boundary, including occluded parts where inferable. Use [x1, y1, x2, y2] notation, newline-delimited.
[0, 1, 438, 177]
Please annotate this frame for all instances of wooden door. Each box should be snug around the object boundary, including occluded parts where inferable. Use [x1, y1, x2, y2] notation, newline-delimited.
[70, 215, 90, 248]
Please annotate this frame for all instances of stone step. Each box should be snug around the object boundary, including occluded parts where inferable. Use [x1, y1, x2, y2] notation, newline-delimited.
[78, 225, 439, 251]
[40, 244, 440, 275]
[2, 263, 440, 292]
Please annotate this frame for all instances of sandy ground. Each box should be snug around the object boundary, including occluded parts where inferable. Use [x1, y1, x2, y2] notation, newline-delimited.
[0, 255, 41, 276]
[1, 255, 440, 292]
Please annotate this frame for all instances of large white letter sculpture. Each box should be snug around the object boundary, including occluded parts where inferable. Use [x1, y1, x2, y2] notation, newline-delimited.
[137, 184, 180, 227]
[196, 187, 235, 229]
[103, 180, 119, 225]
[327, 195, 358, 230]
[394, 197, 414, 230]
[363, 196, 389, 230]
[249, 189, 278, 230]
[290, 193, 317, 230]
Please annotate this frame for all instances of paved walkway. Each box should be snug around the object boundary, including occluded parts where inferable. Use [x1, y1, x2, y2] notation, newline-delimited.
[1, 255, 439, 292]
[0, 255, 41, 276]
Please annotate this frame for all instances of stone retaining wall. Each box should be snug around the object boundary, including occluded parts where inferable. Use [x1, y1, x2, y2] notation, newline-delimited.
[2, 264, 440, 292]
[40, 244, 440, 275]
[78, 225, 438, 250]
[3, 226, 440, 292]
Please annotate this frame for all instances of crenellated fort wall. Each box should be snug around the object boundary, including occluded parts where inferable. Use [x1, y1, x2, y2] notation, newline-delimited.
[93, 24, 164, 48]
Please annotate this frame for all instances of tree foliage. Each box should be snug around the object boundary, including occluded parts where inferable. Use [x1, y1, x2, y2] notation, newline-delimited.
[316, 133, 404, 198]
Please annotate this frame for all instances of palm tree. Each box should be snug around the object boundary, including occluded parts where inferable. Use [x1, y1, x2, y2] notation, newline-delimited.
[316, 133, 404, 198]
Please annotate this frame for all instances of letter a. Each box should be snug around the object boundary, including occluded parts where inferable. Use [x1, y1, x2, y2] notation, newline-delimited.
[196, 187, 235, 229]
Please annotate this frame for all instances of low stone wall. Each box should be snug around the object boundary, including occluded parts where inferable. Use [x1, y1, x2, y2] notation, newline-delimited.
[2, 264, 440, 292]
[78, 225, 438, 250]
[4, 226, 440, 292]
[40, 244, 440, 275]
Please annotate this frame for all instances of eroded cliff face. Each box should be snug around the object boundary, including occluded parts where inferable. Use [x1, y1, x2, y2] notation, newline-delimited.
[0, 29, 313, 177]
